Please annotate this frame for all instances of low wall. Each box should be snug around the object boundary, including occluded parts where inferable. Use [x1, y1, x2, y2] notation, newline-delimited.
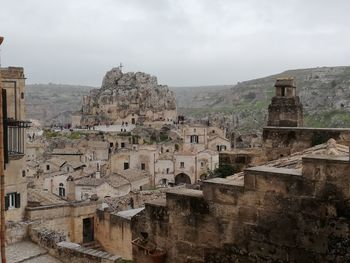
[5, 221, 32, 245]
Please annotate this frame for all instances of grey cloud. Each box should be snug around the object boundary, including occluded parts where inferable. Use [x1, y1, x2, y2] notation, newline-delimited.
[0, 0, 349, 86]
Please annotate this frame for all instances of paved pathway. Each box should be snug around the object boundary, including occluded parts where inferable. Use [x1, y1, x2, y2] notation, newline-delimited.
[4, 241, 62, 263]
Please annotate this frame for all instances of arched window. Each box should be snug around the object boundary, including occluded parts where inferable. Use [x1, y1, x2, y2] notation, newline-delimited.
[59, 183, 65, 197]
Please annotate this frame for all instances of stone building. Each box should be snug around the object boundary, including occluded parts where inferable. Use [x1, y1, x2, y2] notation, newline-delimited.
[181, 124, 231, 153]
[0, 67, 29, 226]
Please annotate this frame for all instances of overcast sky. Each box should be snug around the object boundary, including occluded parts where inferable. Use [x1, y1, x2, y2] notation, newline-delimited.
[1, 0, 350, 87]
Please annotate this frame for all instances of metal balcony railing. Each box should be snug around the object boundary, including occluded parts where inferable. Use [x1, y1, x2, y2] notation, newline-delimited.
[4, 119, 30, 161]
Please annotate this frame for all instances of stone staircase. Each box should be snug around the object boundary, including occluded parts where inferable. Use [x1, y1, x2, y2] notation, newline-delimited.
[57, 241, 121, 262]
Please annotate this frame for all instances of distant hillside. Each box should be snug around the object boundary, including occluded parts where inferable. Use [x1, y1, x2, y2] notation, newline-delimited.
[26, 66, 350, 131]
[177, 66, 350, 131]
[26, 83, 92, 124]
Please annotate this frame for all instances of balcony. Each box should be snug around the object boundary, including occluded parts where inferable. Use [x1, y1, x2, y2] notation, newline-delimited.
[4, 118, 31, 162]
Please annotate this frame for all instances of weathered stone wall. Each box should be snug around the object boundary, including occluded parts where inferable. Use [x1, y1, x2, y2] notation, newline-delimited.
[95, 209, 133, 260]
[263, 127, 350, 160]
[132, 155, 350, 262]
[5, 221, 31, 244]
[26, 201, 100, 244]
[219, 149, 264, 173]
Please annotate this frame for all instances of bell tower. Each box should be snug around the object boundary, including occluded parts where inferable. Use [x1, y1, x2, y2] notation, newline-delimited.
[267, 77, 303, 127]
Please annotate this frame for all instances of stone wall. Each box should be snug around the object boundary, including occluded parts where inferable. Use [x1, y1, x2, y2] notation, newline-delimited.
[132, 154, 350, 262]
[95, 209, 134, 260]
[263, 127, 350, 160]
[26, 201, 101, 244]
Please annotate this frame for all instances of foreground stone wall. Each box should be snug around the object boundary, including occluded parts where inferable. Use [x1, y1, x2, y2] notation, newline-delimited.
[95, 209, 133, 260]
[263, 127, 350, 160]
[132, 155, 350, 262]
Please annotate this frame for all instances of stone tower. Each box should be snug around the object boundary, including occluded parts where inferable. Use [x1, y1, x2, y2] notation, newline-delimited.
[267, 78, 303, 127]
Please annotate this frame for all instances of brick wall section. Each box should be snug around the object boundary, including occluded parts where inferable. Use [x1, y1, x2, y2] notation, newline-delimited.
[132, 155, 350, 262]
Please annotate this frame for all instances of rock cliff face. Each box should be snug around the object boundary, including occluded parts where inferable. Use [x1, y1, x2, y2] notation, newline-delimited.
[81, 68, 177, 125]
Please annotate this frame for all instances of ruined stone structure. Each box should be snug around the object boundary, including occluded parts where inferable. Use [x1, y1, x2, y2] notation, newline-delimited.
[81, 68, 177, 126]
[267, 78, 303, 127]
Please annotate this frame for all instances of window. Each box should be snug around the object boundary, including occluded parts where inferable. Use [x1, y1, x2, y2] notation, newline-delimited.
[201, 162, 204, 167]
[190, 135, 199, 144]
[132, 118, 135, 124]
[21, 92, 24, 99]
[124, 162, 129, 170]
[121, 142, 125, 148]
[141, 163, 146, 170]
[109, 142, 113, 147]
[46, 164, 50, 171]
[5, 193, 20, 210]
[161, 179, 167, 185]
[166, 168, 170, 174]
[217, 145, 220, 151]
[59, 183, 65, 197]
[180, 162, 185, 168]
[22, 170, 26, 177]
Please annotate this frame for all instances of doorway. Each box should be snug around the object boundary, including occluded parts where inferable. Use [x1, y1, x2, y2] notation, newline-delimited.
[83, 217, 94, 243]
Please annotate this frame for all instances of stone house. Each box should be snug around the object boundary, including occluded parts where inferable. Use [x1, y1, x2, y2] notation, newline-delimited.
[116, 169, 150, 191]
[75, 175, 130, 201]
[207, 135, 231, 152]
[43, 170, 83, 199]
[155, 153, 174, 186]
[86, 140, 109, 161]
[26, 141, 45, 161]
[181, 124, 231, 153]
[1, 67, 29, 225]
[41, 157, 67, 174]
[51, 147, 83, 163]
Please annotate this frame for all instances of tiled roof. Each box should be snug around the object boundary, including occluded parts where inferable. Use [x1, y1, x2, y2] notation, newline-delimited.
[47, 157, 66, 167]
[75, 177, 105, 187]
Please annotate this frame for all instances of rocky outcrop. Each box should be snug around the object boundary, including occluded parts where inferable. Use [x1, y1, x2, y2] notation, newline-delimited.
[81, 68, 177, 125]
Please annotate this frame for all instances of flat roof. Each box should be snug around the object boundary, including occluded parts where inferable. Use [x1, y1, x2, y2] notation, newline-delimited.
[116, 207, 144, 220]
[245, 165, 302, 177]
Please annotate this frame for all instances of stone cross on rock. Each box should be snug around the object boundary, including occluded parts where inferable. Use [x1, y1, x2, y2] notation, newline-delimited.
[119, 62, 124, 71]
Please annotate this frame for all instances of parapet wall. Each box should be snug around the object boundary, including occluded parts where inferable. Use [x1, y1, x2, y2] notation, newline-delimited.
[132, 155, 350, 262]
[263, 126, 350, 160]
